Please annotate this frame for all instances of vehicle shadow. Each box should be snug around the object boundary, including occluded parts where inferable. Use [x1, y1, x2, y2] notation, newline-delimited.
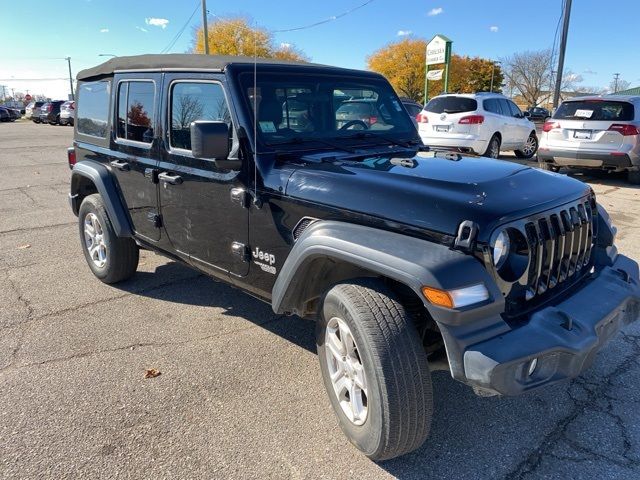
[113, 261, 318, 354]
[564, 168, 640, 189]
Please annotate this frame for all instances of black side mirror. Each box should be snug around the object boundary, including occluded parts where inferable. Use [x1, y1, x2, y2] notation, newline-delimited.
[190, 120, 239, 169]
[522, 111, 531, 118]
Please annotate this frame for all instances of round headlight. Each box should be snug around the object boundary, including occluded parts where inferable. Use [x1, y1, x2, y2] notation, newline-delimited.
[492, 229, 510, 269]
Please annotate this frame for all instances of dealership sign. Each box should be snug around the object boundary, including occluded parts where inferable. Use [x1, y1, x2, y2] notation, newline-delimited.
[426, 69, 443, 80]
[426, 36, 448, 65]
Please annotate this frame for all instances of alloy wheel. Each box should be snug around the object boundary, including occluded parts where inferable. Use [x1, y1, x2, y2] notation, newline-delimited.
[83, 212, 107, 268]
[522, 135, 537, 156]
[324, 316, 368, 425]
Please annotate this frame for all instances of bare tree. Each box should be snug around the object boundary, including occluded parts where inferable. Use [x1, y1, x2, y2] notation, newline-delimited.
[609, 78, 630, 93]
[501, 49, 553, 107]
[173, 94, 205, 129]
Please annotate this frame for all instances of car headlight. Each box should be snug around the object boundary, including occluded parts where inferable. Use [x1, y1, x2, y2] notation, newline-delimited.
[492, 229, 510, 269]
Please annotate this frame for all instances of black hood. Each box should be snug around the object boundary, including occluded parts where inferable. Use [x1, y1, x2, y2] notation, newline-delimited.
[284, 151, 591, 242]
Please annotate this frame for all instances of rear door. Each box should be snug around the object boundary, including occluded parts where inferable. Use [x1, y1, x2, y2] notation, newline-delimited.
[548, 99, 636, 153]
[110, 75, 162, 242]
[497, 99, 518, 146]
[158, 73, 249, 277]
[506, 100, 531, 145]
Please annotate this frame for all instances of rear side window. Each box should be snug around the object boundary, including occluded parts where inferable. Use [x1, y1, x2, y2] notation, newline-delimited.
[554, 100, 634, 121]
[425, 96, 477, 114]
[117, 81, 155, 144]
[169, 82, 231, 151]
[77, 81, 110, 138]
[483, 98, 501, 114]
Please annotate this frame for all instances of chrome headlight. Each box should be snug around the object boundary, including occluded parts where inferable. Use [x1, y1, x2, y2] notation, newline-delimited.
[492, 229, 510, 269]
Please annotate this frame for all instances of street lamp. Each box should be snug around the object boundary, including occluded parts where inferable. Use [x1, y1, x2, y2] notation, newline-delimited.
[490, 61, 501, 93]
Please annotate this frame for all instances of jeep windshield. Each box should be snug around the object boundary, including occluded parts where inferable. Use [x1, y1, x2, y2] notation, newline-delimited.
[237, 72, 417, 149]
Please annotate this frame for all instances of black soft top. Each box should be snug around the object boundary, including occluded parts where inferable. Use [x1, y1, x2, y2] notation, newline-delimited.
[76, 54, 372, 81]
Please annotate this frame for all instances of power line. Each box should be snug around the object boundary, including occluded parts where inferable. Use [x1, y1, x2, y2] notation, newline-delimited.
[160, 1, 200, 54]
[272, 0, 375, 33]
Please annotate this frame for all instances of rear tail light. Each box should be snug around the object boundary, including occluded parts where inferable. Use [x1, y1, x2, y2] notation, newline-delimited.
[67, 147, 76, 169]
[608, 124, 640, 136]
[368, 116, 378, 125]
[542, 121, 560, 132]
[417, 113, 429, 123]
[458, 115, 484, 125]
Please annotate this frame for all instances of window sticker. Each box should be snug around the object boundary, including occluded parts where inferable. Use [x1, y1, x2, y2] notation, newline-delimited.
[259, 121, 277, 133]
[574, 109, 593, 118]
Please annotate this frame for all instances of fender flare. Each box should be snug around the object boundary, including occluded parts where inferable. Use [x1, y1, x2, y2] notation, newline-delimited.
[271, 220, 503, 324]
[70, 160, 133, 237]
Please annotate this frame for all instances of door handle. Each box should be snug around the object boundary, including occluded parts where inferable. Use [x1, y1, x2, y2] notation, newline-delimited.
[110, 159, 130, 171]
[158, 172, 183, 185]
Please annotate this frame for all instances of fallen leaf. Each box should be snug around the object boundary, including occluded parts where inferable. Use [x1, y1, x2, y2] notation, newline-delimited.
[17, 244, 31, 249]
[144, 368, 161, 379]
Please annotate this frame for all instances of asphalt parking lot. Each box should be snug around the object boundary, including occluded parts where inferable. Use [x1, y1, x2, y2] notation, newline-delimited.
[1, 121, 640, 479]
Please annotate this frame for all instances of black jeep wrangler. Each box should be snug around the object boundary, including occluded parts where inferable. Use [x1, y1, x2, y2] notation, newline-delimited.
[68, 54, 640, 461]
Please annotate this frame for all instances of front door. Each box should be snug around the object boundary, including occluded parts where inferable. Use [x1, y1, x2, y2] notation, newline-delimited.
[111, 76, 161, 242]
[158, 74, 249, 277]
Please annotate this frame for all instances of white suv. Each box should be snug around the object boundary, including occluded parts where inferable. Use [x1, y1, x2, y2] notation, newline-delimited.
[417, 93, 538, 158]
[538, 95, 640, 184]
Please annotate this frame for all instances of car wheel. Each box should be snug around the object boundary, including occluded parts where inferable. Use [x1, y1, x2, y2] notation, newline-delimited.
[628, 170, 640, 185]
[483, 134, 501, 159]
[515, 133, 538, 159]
[78, 194, 139, 284]
[317, 278, 433, 461]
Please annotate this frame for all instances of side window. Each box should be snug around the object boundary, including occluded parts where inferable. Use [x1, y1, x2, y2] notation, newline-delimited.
[498, 99, 511, 117]
[77, 80, 110, 138]
[508, 101, 522, 118]
[170, 82, 231, 151]
[483, 99, 498, 114]
[116, 81, 155, 144]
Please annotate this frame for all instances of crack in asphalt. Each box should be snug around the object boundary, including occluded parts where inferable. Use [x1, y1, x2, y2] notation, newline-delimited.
[503, 331, 640, 479]
[0, 221, 76, 235]
[3, 272, 35, 370]
[0, 313, 287, 373]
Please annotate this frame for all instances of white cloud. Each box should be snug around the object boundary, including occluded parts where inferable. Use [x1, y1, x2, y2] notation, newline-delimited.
[136, 26, 148, 33]
[489, 26, 499, 32]
[427, 7, 443, 16]
[565, 73, 584, 83]
[397, 30, 412, 36]
[280, 42, 291, 49]
[583, 68, 597, 75]
[100, 28, 109, 33]
[145, 17, 169, 29]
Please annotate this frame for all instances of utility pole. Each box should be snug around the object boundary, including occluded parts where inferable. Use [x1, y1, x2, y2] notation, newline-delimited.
[65, 57, 75, 100]
[490, 61, 501, 93]
[201, 0, 209, 55]
[613, 73, 620, 93]
[553, 0, 572, 109]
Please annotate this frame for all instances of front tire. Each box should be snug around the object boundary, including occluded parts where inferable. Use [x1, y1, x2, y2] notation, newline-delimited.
[515, 132, 538, 159]
[483, 134, 501, 158]
[78, 194, 139, 284]
[317, 279, 433, 461]
[628, 170, 640, 185]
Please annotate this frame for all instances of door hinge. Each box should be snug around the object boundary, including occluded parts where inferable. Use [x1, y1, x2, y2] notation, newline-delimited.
[144, 168, 159, 184]
[147, 212, 162, 228]
[231, 242, 250, 262]
[230, 187, 248, 208]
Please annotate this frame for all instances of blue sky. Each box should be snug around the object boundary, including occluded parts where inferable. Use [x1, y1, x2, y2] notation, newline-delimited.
[2, 0, 639, 99]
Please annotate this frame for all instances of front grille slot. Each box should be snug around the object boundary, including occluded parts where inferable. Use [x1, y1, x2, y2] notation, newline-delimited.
[522, 198, 595, 303]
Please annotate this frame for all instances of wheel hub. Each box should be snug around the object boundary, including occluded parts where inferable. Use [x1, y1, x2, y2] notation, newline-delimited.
[324, 317, 368, 425]
[83, 212, 107, 268]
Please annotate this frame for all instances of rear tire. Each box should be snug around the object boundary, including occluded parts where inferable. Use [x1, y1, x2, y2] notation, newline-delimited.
[316, 278, 433, 461]
[628, 170, 640, 185]
[483, 134, 501, 158]
[78, 194, 139, 284]
[515, 133, 538, 159]
[538, 161, 560, 173]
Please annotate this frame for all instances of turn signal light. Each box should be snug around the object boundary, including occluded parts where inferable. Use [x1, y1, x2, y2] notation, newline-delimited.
[67, 147, 76, 169]
[422, 287, 454, 308]
[542, 121, 560, 132]
[417, 113, 429, 123]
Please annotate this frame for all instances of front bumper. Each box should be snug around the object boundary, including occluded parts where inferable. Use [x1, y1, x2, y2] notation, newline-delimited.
[462, 254, 640, 396]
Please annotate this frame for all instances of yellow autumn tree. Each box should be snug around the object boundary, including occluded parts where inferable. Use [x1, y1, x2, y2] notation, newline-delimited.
[192, 18, 309, 61]
[367, 39, 504, 102]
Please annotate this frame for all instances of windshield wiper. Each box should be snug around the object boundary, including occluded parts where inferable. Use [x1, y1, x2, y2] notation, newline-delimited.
[265, 137, 356, 153]
[341, 131, 416, 149]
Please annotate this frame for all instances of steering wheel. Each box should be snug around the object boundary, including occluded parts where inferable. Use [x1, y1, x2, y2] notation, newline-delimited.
[339, 120, 369, 131]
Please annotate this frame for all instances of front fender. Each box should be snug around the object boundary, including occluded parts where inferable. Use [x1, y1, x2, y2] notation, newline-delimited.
[70, 160, 133, 237]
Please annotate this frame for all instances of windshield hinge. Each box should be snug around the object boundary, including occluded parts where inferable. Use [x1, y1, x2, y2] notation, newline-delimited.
[454, 220, 478, 252]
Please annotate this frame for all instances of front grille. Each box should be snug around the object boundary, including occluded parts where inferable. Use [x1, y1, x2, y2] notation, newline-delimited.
[500, 196, 597, 318]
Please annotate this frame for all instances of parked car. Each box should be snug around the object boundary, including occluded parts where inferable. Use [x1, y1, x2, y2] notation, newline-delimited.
[399, 97, 423, 129]
[1, 106, 19, 121]
[59, 101, 75, 126]
[417, 92, 538, 158]
[526, 106, 551, 122]
[68, 54, 639, 461]
[0, 107, 10, 122]
[26, 101, 45, 121]
[538, 95, 640, 184]
[39, 100, 65, 124]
